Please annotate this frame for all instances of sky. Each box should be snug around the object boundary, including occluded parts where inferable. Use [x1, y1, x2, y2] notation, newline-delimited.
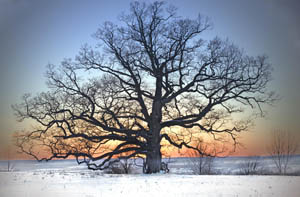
[0, 0, 300, 158]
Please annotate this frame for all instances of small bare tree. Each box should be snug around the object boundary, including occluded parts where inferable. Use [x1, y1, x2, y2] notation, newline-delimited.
[106, 146, 134, 174]
[119, 157, 133, 174]
[267, 130, 299, 174]
[3, 145, 14, 172]
[107, 157, 133, 174]
[238, 156, 261, 175]
[7, 152, 11, 172]
[188, 140, 220, 175]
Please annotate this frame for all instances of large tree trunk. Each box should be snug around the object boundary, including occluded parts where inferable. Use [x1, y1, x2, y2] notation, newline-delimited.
[145, 139, 162, 173]
[144, 99, 162, 174]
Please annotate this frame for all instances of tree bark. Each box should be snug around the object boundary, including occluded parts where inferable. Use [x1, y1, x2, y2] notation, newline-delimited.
[145, 140, 162, 173]
[145, 98, 162, 173]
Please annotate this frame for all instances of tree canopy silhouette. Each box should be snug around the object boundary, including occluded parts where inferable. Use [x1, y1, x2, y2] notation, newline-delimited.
[13, 1, 275, 173]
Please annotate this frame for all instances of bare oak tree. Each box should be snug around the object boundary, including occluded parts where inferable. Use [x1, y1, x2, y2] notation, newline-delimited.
[267, 130, 299, 174]
[13, 1, 275, 173]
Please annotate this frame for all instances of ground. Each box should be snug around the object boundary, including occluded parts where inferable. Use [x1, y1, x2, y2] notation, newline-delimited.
[1, 157, 300, 196]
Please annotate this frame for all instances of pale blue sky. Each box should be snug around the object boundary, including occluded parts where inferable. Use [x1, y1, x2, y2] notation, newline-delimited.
[1, 0, 299, 156]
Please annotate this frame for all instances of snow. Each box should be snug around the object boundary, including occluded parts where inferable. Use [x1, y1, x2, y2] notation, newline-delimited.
[1, 156, 300, 197]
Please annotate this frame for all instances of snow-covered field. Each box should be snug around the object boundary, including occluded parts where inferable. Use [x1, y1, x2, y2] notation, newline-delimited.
[1, 156, 300, 197]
